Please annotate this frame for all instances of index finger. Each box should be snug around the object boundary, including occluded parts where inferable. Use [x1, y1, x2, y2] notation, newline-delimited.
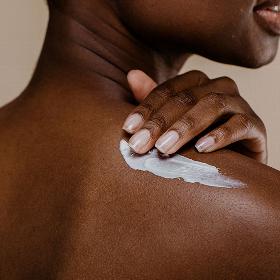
[122, 70, 209, 133]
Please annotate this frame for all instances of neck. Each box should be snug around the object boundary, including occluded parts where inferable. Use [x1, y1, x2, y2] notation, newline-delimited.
[31, 1, 190, 96]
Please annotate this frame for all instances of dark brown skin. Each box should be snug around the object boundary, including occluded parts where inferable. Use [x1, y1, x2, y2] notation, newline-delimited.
[124, 70, 267, 163]
[0, 0, 280, 279]
[118, 0, 280, 67]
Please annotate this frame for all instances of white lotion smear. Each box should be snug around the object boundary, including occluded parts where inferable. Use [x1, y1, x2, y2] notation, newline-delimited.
[120, 140, 244, 189]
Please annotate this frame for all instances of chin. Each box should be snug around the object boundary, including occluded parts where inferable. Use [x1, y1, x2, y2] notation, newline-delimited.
[211, 40, 279, 69]
[238, 48, 278, 69]
[245, 55, 276, 68]
[196, 30, 280, 69]
[237, 35, 279, 68]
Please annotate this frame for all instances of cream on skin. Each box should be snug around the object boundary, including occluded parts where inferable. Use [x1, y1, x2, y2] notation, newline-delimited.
[120, 140, 244, 188]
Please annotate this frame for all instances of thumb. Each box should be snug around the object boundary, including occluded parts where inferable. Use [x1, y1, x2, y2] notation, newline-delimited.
[127, 70, 157, 103]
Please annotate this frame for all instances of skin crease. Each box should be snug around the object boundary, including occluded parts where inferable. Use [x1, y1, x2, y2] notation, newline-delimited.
[0, 0, 279, 279]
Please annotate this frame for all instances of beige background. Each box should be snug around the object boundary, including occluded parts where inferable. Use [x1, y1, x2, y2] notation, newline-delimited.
[1, 0, 279, 170]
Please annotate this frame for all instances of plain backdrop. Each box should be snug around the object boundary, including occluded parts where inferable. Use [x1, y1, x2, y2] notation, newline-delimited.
[0, 0, 279, 170]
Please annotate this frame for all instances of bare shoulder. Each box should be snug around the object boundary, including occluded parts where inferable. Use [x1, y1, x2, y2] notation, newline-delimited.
[0, 91, 280, 279]
[56, 132, 280, 279]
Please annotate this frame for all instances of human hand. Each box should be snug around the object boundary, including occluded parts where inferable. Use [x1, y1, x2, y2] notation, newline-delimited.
[122, 70, 267, 164]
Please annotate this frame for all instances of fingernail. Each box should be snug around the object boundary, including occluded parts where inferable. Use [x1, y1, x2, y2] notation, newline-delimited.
[122, 113, 143, 133]
[129, 129, 151, 152]
[155, 131, 180, 154]
[195, 136, 216, 152]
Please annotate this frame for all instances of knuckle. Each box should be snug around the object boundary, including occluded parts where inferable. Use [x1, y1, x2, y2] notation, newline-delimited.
[148, 113, 168, 130]
[175, 92, 196, 106]
[219, 76, 239, 94]
[136, 102, 154, 117]
[174, 116, 195, 136]
[180, 116, 195, 129]
[220, 76, 235, 84]
[237, 114, 253, 132]
[188, 70, 209, 85]
[204, 92, 227, 111]
[138, 83, 174, 116]
[214, 126, 232, 142]
[156, 83, 174, 98]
